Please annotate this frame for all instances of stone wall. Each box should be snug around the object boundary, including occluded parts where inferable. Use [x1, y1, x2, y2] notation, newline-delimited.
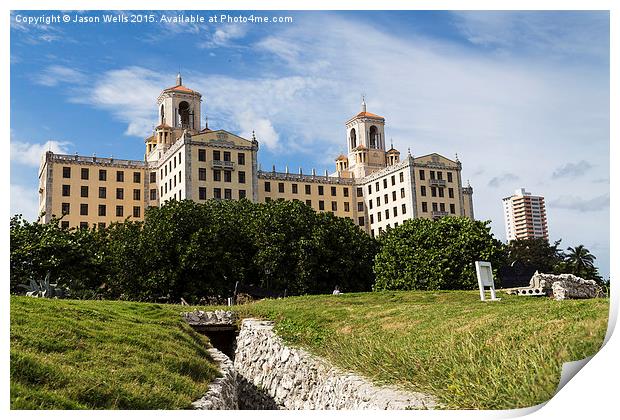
[234, 318, 437, 410]
[531, 272, 604, 300]
[191, 347, 238, 410]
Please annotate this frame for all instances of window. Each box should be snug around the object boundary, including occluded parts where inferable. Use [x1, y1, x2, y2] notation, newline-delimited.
[199, 187, 207, 200]
[264, 182, 271, 192]
[392, 191, 397, 201]
[384, 194, 388, 204]
[133, 206, 140, 218]
[214, 188, 222, 199]
[61, 202, 70, 215]
[368, 185, 372, 194]
[98, 204, 106, 216]
[214, 170, 221, 182]
[401, 188, 406, 199]
[430, 170, 436, 180]
[238, 153, 245, 165]
[116, 171, 124, 182]
[421, 186, 426, 196]
[357, 187, 363, 197]
[376, 197, 380, 207]
[223, 151, 231, 162]
[178, 153, 182, 165]
[391, 175, 395, 186]
[239, 171, 246, 184]
[369, 200, 373, 210]
[370, 214, 374, 224]
[377, 212, 382, 222]
[116, 188, 124, 200]
[344, 188, 349, 198]
[358, 202, 364, 212]
[437, 171, 443, 180]
[331, 201, 337, 211]
[331, 186, 337, 196]
[80, 222, 88, 229]
[62, 185, 70, 196]
[116, 206, 124, 217]
[450, 203, 456, 214]
[161, 168, 163, 179]
[419, 170, 425, 180]
[439, 188, 444, 198]
[385, 209, 390, 219]
[213, 150, 220, 161]
[265, 197, 272, 202]
[318, 186, 324, 195]
[61, 221, 70, 229]
[402, 204, 407, 214]
[133, 189, 141, 200]
[344, 202, 350, 212]
[375, 182, 380, 192]
[394, 222, 398, 228]
[150, 172, 156, 183]
[173, 156, 177, 168]
[164, 183, 167, 194]
[99, 169, 107, 181]
[278, 182, 285, 193]
[81, 168, 89, 180]
[319, 200, 325, 210]
[133, 172, 141, 183]
[431, 187, 437, 197]
[81, 186, 88, 197]
[358, 217, 365, 226]
[224, 189, 232, 200]
[99, 187, 106, 199]
[80, 204, 88, 216]
[383, 179, 388, 189]
[306, 199, 312, 207]
[432, 202, 438, 212]
[150, 189, 157, 200]
[449, 188, 454, 199]
[371, 229, 375, 238]
[199, 168, 207, 181]
[63, 167, 71, 178]
[173, 175, 177, 187]
[440, 203, 446, 212]
[198, 149, 206, 161]
[239, 190, 246, 199]
[305, 185, 311, 194]
[447, 172, 453, 183]
[422, 202, 427, 212]
[400, 172, 404, 182]
[292, 183, 298, 194]
[224, 171, 232, 182]
[393, 206, 398, 217]
[165, 166, 168, 176]
[96, 222, 105, 229]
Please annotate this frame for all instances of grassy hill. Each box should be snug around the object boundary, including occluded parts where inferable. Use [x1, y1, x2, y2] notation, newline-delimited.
[11, 291, 609, 410]
[10, 296, 219, 409]
[234, 290, 609, 409]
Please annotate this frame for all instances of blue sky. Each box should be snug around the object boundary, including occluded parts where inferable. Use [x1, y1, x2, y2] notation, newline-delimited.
[10, 10, 610, 277]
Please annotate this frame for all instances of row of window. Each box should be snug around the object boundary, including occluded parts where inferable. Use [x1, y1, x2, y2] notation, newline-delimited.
[367, 172, 405, 195]
[198, 187, 247, 200]
[367, 188, 407, 210]
[420, 186, 455, 198]
[161, 152, 183, 178]
[197, 149, 246, 165]
[421, 202, 456, 214]
[60, 203, 141, 218]
[61, 221, 124, 229]
[419, 169, 453, 182]
[198, 169, 246, 183]
[63, 167, 142, 183]
[61, 185, 142, 200]
[264, 182, 351, 197]
[369, 204, 407, 224]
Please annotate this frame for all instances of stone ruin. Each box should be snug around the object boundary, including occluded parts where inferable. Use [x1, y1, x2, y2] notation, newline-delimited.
[504, 272, 604, 301]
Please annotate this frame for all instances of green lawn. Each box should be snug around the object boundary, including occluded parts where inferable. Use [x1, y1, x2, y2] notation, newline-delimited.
[233, 290, 609, 409]
[10, 296, 219, 409]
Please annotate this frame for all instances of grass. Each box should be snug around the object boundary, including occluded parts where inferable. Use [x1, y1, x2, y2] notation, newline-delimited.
[232, 290, 609, 409]
[10, 296, 219, 409]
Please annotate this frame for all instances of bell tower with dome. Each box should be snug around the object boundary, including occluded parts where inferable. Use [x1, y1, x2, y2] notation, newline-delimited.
[344, 97, 387, 178]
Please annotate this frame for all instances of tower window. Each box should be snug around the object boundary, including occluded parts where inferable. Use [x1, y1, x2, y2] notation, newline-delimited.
[369, 125, 378, 148]
[81, 168, 89, 180]
[62, 167, 71, 178]
[350, 128, 357, 149]
[116, 171, 124, 182]
[99, 170, 107, 181]
[178, 101, 191, 129]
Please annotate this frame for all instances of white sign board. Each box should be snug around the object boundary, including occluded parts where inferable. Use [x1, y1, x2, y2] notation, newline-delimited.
[475, 261, 500, 301]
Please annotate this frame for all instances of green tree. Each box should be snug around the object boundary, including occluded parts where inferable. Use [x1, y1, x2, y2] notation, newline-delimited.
[504, 238, 565, 273]
[373, 217, 505, 291]
[564, 245, 598, 279]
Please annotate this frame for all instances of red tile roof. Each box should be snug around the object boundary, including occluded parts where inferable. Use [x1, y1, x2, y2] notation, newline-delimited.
[163, 85, 199, 94]
[355, 111, 384, 120]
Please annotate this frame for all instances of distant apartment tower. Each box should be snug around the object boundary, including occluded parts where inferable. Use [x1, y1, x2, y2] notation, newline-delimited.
[502, 188, 548, 241]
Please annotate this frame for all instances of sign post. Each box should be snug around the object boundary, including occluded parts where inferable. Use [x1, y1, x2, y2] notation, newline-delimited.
[475, 261, 500, 302]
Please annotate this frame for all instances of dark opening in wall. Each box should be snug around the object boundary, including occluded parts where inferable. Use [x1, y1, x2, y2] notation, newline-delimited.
[192, 325, 238, 360]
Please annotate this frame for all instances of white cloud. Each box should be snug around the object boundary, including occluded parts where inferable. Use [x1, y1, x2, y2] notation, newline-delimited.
[11, 184, 40, 221]
[549, 194, 609, 212]
[34, 65, 86, 87]
[10, 139, 71, 167]
[552, 160, 593, 179]
[488, 173, 520, 188]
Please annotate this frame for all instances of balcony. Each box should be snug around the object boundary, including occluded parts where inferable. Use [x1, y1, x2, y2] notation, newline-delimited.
[429, 178, 446, 187]
[210, 160, 235, 170]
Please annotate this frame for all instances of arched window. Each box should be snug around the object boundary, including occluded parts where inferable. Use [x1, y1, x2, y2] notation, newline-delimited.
[350, 128, 357, 149]
[160, 104, 165, 124]
[179, 101, 191, 128]
[369, 126, 378, 148]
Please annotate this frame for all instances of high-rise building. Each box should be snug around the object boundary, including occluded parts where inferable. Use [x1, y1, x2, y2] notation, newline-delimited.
[502, 188, 548, 241]
[39, 74, 475, 236]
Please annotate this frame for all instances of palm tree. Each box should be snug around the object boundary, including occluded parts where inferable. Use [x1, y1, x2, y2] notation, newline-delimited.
[565, 245, 596, 278]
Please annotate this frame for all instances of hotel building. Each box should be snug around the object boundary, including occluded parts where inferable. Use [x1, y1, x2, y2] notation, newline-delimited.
[39, 74, 474, 237]
[502, 188, 549, 241]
